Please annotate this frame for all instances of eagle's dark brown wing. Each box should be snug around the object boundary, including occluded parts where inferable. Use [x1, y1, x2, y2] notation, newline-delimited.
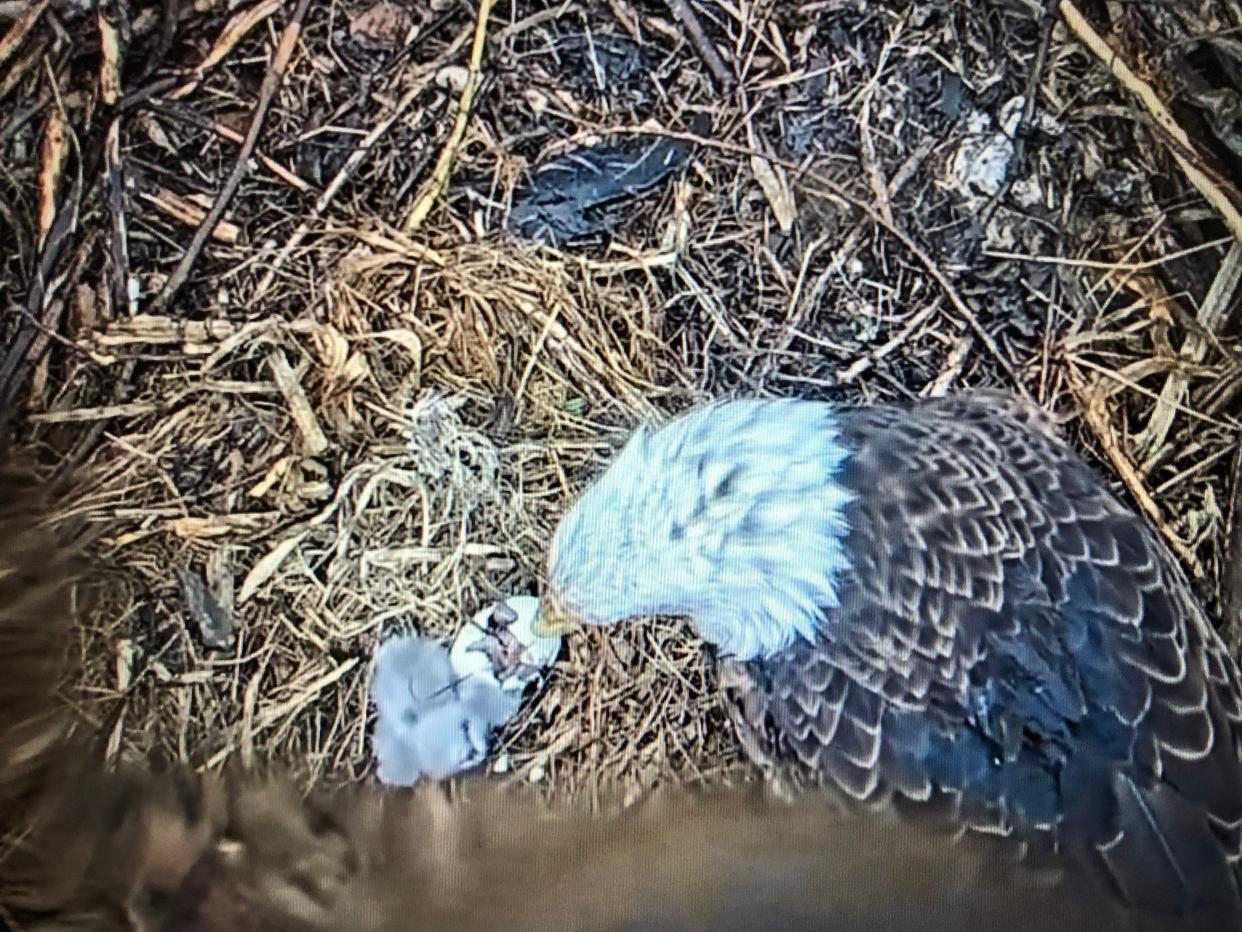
[724, 392, 1242, 920]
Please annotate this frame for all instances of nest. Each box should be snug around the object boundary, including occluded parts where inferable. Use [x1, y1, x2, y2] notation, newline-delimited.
[2, 0, 1240, 801]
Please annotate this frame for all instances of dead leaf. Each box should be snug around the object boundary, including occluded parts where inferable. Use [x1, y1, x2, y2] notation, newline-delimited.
[751, 155, 797, 234]
[237, 532, 306, 604]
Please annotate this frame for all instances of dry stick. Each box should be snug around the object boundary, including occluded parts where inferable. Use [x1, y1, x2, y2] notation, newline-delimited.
[1225, 441, 1242, 647]
[1134, 240, 1242, 460]
[664, 0, 734, 91]
[0, 0, 47, 72]
[0, 167, 83, 433]
[205, 657, 359, 769]
[169, 0, 283, 101]
[1073, 377, 1204, 576]
[852, 197, 1033, 400]
[152, 0, 312, 314]
[207, 119, 310, 192]
[400, 0, 495, 233]
[267, 348, 328, 457]
[251, 22, 473, 301]
[104, 118, 132, 316]
[978, 4, 1056, 232]
[148, 100, 311, 192]
[1059, 0, 1242, 241]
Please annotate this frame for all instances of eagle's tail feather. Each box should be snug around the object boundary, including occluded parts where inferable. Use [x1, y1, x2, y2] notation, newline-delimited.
[1090, 771, 1241, 919]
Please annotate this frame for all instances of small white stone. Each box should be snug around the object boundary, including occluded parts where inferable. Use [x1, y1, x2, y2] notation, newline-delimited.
[528, 763, 546, 783]
[436, 65, 470, 93]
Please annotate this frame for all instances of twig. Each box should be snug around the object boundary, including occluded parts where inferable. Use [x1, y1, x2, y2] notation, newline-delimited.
[252, 21, 473, 301]
[205, 658, 360, 770]
[153, 0, 312, 313]
[267, 349, 328, 457]
[664, 0, 733, 91]
[139, 187, 243, 244]
[1134, 240, 1242, 459]
[104, 118, 133, 316]
[36, 99, 67, 248]
[1225, 440, 1242, 648]
[28, 400, 164, 423]
[838, 299, 943, 383]
[861, 202, 1032, 399]
[96, 2, 122, 105]
[574, 120, 1034, 397]
[147, 102, 311, 192]
[1072, 376, 1204, 577]
[401, 0, 496, 233]
[1059, 0, 1242, 241]
[0, 149, 86, 433]
[169, 0, 282, 100]
[978, 4, 1056, 231]
[0, 0, 47, 72]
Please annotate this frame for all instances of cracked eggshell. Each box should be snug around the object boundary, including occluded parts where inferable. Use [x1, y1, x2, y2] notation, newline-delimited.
[449, 595, 561, 693]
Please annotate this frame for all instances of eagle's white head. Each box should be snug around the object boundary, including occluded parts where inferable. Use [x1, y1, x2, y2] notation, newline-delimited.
[536, 399, 855, 661]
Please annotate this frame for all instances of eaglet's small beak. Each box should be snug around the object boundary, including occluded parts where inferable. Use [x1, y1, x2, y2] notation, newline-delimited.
[531, 588, 583, 638]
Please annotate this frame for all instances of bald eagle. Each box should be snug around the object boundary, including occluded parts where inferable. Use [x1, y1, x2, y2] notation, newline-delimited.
[532, 391, 1242, 922]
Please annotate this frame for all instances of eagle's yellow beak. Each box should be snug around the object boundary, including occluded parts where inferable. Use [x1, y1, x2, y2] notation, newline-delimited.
[532, 589, 583, 638]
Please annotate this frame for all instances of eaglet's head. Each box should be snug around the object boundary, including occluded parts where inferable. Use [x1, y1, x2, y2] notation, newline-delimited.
[535, 399, 855, 661]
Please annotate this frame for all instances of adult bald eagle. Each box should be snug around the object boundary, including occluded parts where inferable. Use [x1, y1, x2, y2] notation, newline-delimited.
[0, 452, 1225, 931]
[532, 391, 1242, 922]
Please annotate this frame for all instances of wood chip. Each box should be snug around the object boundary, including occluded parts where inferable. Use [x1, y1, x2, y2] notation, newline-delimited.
[267, 349, 329, 457]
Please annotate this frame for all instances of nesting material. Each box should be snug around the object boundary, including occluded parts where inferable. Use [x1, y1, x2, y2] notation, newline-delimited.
[371, 596, 561, 786]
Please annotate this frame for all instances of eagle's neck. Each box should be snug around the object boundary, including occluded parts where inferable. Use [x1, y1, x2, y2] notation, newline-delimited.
[559, 399, 857, 662]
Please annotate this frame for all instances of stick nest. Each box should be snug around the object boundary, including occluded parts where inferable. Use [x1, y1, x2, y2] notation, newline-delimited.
[2, 0, 1240, 802]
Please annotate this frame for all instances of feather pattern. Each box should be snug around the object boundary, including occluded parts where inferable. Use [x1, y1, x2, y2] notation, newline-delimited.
[729, 394, 1242, 917]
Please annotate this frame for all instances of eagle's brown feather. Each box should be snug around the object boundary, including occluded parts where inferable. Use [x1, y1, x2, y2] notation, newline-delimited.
[719, 394, 1242, 917]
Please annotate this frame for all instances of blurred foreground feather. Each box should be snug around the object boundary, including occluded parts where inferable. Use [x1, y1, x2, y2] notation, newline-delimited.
[0, 464, 1232, 931]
